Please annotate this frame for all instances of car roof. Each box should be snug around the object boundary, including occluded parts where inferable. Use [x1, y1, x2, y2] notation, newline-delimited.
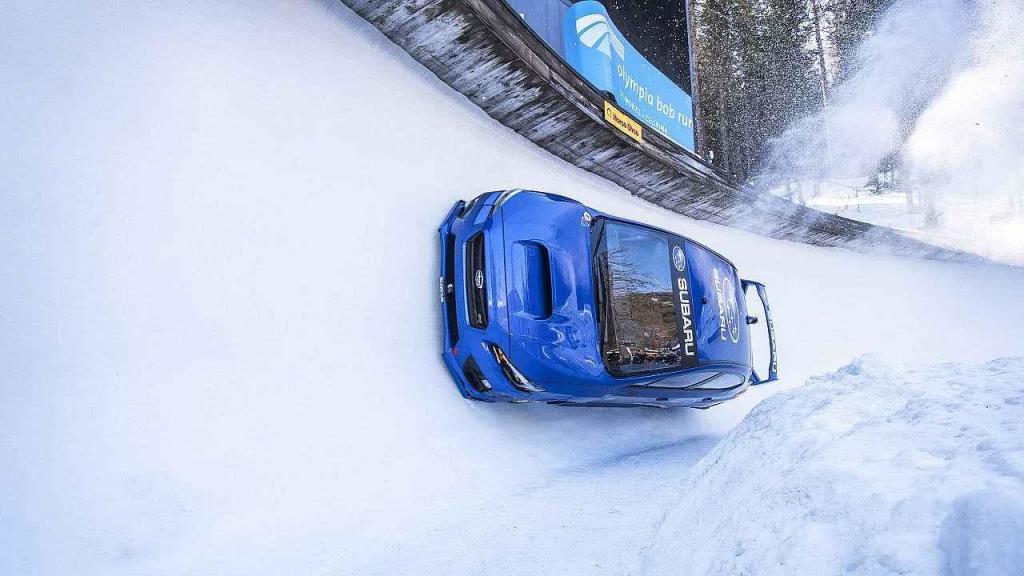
[592, 213, 741, 272]
[513, 188, 741, 272]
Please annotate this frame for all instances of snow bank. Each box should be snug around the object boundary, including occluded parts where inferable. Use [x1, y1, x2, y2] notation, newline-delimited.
[2, 1, 1024, 575]
[644, 356, 1024, 576]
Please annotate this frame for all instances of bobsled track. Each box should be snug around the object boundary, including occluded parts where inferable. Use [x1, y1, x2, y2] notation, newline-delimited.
[341, 0, 974, 262]
[2, 2, 1023, 575]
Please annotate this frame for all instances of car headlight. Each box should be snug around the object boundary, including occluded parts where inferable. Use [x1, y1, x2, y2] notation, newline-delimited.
[491, 344, 544, 393]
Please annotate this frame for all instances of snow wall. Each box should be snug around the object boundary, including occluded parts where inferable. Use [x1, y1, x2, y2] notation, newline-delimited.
[2, 1, 1023, 575]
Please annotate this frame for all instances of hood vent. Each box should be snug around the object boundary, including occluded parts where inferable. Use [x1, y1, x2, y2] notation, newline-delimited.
[520, 242, 553, 319]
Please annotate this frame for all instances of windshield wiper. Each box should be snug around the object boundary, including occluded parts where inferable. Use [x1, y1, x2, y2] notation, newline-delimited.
[594, 252, 604, 323]
[594, 251, 614, 348]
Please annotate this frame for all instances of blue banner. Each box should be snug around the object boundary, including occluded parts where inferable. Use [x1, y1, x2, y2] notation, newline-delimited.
[563, 1, 695, 151]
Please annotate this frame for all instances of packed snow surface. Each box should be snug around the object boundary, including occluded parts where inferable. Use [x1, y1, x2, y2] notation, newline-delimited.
[645, 356, 1024, 576]
[2, 1, 1023, 575]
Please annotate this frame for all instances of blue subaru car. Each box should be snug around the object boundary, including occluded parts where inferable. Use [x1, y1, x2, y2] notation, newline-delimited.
[438, 190, 777, 408]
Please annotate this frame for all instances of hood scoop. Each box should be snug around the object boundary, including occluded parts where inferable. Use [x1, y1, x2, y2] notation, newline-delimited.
[512, 241, 553, 319]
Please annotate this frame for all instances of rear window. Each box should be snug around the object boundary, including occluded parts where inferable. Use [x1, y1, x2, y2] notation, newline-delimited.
[595, 221, 681, 375]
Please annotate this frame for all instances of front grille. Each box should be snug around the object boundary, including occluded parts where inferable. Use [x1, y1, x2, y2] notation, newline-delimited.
[466, 232, 488, 328]
[443, 232, 459, 346]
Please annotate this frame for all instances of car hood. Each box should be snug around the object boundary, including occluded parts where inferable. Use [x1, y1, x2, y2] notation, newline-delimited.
[498, 192, 605, 386]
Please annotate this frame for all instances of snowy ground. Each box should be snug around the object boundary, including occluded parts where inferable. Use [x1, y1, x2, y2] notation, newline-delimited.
[644, 356, 1024, 576]
[2, 2, 1023, 575]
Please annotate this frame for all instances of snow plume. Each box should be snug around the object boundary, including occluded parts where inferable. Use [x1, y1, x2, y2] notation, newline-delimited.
[766, 0, 978, 178]
[905, 0, 1024, 262]
[763, 0, 1024, 263]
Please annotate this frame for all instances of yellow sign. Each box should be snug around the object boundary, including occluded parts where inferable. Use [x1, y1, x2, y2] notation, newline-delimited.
[603, 101, 643, 143]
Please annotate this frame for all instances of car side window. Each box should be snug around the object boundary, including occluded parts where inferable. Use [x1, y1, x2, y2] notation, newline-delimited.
[648, 370, 719, 389]
[696, 372, 746, 390]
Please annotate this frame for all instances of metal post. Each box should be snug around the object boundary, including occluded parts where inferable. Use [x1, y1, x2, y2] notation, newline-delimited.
[685, 0, 706, 157]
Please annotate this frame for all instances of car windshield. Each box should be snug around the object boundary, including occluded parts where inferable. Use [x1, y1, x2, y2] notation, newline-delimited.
[594, 220, 682, 375]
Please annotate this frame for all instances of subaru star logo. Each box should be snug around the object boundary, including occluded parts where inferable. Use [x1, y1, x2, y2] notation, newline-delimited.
[575, 13, 625, 59]
[474, 269, 484, 289]
[672, 245, 686, 272]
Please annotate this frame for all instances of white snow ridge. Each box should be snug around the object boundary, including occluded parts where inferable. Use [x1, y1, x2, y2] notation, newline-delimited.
[644, 356, 1024, 576]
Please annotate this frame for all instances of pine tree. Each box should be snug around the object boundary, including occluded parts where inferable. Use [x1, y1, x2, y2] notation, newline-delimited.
[694, 0, 740, 172]
[694, 0, 818, 181]
[824, 0, 893, 84]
